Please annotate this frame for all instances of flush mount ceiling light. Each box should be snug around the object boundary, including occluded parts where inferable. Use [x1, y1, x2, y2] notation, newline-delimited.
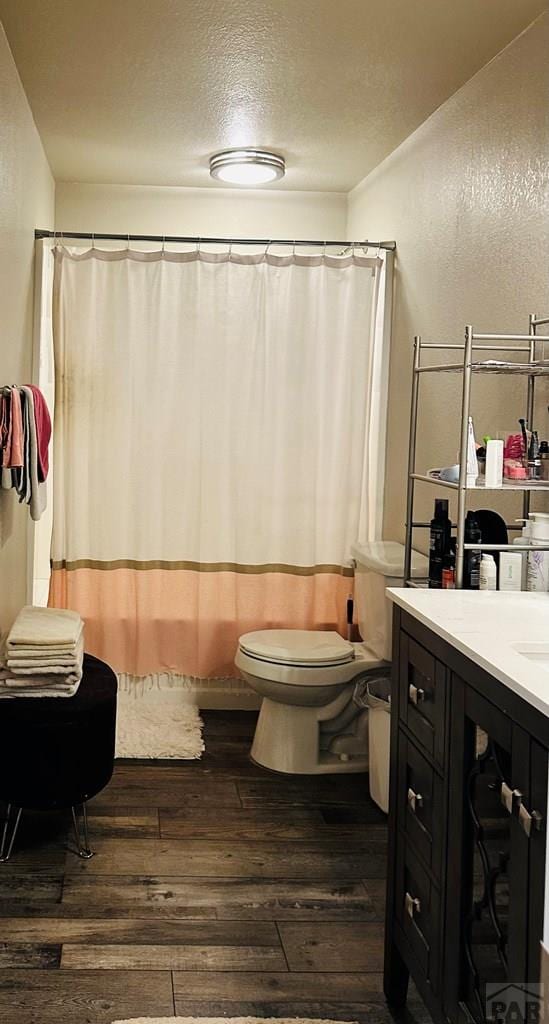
[209, 149, 285, 186]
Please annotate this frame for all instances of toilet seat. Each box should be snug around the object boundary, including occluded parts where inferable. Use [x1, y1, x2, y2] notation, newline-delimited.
[236, 633, 382, 687]
[239, 629, 355, 667]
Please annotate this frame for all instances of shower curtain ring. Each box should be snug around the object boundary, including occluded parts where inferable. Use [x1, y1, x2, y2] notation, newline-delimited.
[91, 233, 95, 250]
[161, 235, 166, 253]
[197, 237, 201, 255]
[228, 239, 232, 260]
[126, 233, 130, 251]
[323, 240, 327, 259]
[292, 240, 296, 257]
[264, 240, 271, 257]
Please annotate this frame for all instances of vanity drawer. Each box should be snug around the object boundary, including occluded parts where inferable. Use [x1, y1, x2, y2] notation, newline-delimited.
[395, 839, 441, 992]
[399, 634, 446, 767]
[397, 734, 444, 879]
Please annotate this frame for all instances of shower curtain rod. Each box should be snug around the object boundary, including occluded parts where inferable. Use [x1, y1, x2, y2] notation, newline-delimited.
[35, 229, 396, 252]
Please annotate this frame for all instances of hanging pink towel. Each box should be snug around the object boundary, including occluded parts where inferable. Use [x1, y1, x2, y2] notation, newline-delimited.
[1, 390, 12, 467]
[7, 388, 23, 468]
[28, 386, 51, 482]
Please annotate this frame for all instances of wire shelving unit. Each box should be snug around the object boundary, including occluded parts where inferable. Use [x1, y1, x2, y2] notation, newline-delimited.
[404, 313, 549, 589]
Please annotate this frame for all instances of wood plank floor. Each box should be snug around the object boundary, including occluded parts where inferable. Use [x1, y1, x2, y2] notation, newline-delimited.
[0, 710, 431, 1024]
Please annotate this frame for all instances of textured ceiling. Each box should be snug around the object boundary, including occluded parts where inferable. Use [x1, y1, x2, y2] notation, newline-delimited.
[0, 0, 545, 191]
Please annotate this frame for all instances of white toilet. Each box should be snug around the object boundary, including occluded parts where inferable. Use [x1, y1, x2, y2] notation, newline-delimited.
[235, 541, 428, 775]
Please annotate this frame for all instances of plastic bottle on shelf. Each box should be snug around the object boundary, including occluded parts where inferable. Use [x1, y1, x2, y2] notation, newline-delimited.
[499, 551, 522, 591]
[428, 498, 451, 589]
[463, 512, 482, 590]
[479, 554, 497, 591]
[539, 440, 549, 481]
[526, 512, 549, 592]
[484, 439, 504, 488]
[514, 517, 532, 590]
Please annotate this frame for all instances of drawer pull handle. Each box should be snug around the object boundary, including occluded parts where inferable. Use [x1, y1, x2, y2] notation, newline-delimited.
[405, 891, 421, 919]
[518, 803, 543, 838]
[409, 684, 426, 705]
[407, 787, 423, 813]
[501, 782, 522, 815]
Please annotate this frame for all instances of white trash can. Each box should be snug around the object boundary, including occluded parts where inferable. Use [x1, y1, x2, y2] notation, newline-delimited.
[367, 679, 391, 813]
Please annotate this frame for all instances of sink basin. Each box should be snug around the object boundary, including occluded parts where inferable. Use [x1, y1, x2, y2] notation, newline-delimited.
[511, 642, 549, 673]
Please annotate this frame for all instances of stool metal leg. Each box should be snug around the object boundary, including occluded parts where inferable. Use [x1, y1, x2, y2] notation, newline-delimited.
[70, 804, 94, 860]
[0, 804, 23, 863]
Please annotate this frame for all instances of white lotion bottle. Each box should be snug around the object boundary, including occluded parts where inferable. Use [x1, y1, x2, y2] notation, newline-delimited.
[479, 554, 497, 590]
[498, 551, 522, 591]
[466, 416, 479, 487]
[484, 439, 504, 488]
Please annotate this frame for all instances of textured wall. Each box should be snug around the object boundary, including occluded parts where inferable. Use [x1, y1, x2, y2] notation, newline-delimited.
[347, 15, 549, 544]
[0, 25, 55, 630]
[55, 183, 347, 241]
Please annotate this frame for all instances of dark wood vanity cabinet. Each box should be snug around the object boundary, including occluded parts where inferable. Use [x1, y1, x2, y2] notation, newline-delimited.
[385, 607, 549, 1024]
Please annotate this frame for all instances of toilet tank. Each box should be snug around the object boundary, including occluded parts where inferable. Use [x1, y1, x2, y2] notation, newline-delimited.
[350, 541, 429, 661]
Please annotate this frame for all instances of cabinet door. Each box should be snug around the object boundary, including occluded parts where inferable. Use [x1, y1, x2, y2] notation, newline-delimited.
[399, 632, 447, 769]
[445, 674, 547, 1022]
[396, 733, 444, 879]
[526, 739, 548, 982]
[394, 839, 441, 992]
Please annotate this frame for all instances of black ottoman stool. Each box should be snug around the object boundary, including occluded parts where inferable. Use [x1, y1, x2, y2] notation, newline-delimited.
[0, 653, 117, 862]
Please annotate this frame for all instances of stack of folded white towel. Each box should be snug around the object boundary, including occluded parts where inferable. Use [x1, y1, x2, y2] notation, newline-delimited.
[0, 606, 84, 698]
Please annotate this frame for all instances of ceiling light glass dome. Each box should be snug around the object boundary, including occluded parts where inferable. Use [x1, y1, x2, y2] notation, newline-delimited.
[209, 149, 285, 186]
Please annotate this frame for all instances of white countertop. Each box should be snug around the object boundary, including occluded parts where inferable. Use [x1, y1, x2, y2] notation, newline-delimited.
[388, 588, 549, 719]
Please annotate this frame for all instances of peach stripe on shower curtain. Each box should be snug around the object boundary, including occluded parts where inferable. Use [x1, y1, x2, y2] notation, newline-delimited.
[49, 565, 352, 678]
[49, 245, 386, 683]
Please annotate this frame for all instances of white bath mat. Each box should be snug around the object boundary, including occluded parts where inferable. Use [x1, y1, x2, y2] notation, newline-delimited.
[114, 1017, 357, 1024]
[115, 683, 204, 759]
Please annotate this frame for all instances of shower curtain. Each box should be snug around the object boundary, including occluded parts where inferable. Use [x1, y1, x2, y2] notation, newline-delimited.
[47, 244, 390, 693]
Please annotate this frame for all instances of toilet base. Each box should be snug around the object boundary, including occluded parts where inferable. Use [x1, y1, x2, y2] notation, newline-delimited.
[251, 696, 368, 775]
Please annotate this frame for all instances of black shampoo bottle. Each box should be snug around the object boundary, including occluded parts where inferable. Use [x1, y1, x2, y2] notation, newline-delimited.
[464, 511, 482, 590]
[428, 499, 451, 588]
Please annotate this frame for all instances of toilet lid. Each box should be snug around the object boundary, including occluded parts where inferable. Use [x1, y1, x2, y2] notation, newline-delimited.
[239, 630, 355, 667]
